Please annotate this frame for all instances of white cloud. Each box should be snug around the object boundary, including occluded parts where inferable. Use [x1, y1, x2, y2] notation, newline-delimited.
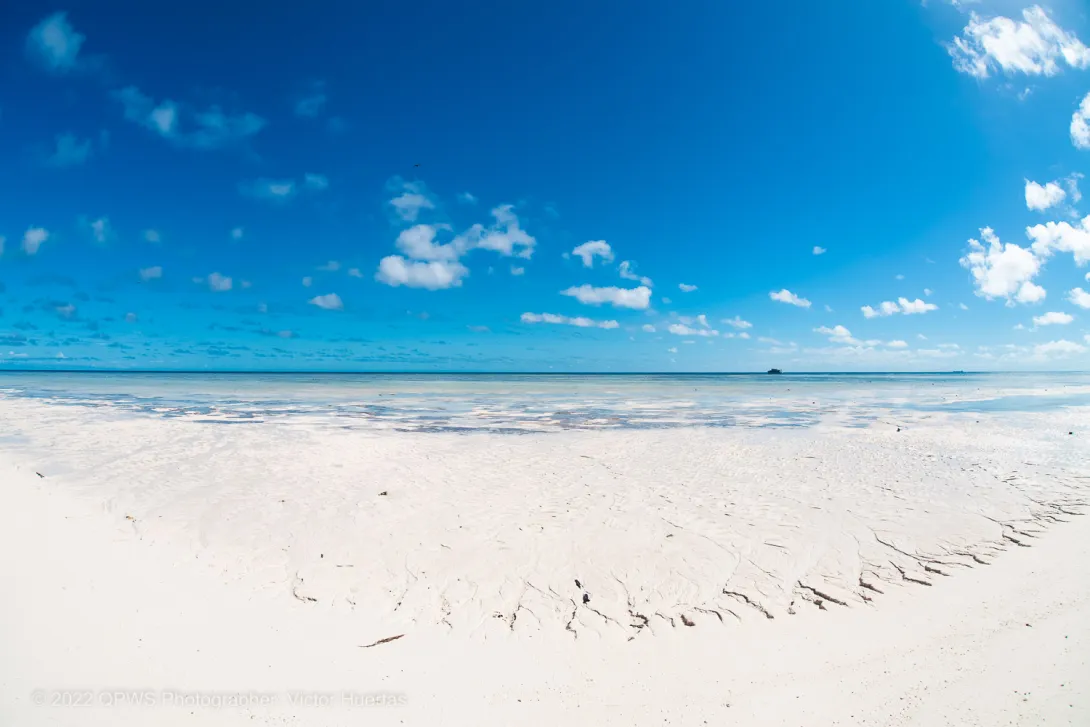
[924, 288, 933, 296]
[458, 192, 477, 205]
[813, 246, 826, 255]
[948, 6, 1090, 79]
[898, 297, 939, 314]
[521, 312, 618, 329]
[667, 347, 678, 354]
[55, 303, 76, 319]
[144, 229, 161, 243]
[0, 236, 5, 257]
[618, 260, 653, 286]
[1016, 281, 1047, 303]
[1027, 215, 1090, 265]
[304, 173, 329, 191]
[206, 272, 232, 292]
[240, 178, 296, 201]
[46, 133, 93, 167]
[722, 316, 752, 329]
[454, 205, 536, 258]
[887, 340, 909, 349]
[959, 302, 969, 310]
[1068, 287, 1090, 308]
[22, 227, 49, 255]
[815, 325, 861, 345]
[231, 227, 244, 241]
[960, 227, 1044, 304]
[84, 216, 112, 244]
[1034, 339, 1086, 357]
[26, 12, 85, 73]
[769, 289, 811, 308]
[138, 266, 162, 282]
[389, 180, 435, 222]
[861, 300, 904, 318]
[642, 324, 656, 333]
[395, 224, 461, 261]
[1025, 179, 1067, 211]
[1074, 92, 1090, 150]
[571, 240, 614, 267]
[316, 261, 340, 272]
[348, 268, 363, 278]
[309, 293, 343, 311]
[376, 256, 468, 290]
[561, 284, 651, 310]
[125, 312, 138, 323]
[302, 276, 313, 288]
[678, 283, 698, 292]
[668, 323, 718, 337]
[294, 82, 327, 118]
[510, 265, 525, 276]
[113, 86, 266, 150]
[1033, 311, 1074, 326]
[661, 297, 672, 305]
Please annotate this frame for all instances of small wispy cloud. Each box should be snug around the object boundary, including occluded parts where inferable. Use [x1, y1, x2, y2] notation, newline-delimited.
[22, 227, 49, 256]
[678, 283, 698, 293]
[46, 133, 93, 167]
[26, 12, 89, 74]
[521, 312, 618, 329]
[113, 86, 266, 151]
[309, 293, 344, 310]
[138, 266, 162, 282]
[769, 289, 811, 308]
[294, 81, 327, 118]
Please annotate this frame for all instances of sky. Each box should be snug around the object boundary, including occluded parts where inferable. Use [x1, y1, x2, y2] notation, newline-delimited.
[2, 1, 1090, 372]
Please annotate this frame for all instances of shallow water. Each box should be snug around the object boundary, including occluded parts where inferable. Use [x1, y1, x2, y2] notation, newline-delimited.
[0, 371, 1088, 432]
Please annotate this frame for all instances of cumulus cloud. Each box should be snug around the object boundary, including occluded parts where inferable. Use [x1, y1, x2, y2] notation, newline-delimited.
[815, 325, 863, 345]
[22, 227, 49, 256]
[861, 300, 905, 318]
[1033, 311, 1074, 326]
[456, 205, 536, 258]
[571, 240, 614, 267]
[960, 227, 1044, 304]
[138, 266, 162, 282]
[388, 180, 435, 222]
[510, 265, 525, 276]
[309, 293, 343, 311]
[347, 268, 363, 278]
[376, 256, 468, 290]
[813, 246, 826, 255]
[1025, 179, 1066, 211]
[668, 323, 718, 337]
[618, 260, 653, 286]
[722, 315, 752, 329]
[395, 224, 461, 261]
[206, 272, 232, 292]
[678, 283, 698, 292]
[948, 6, 1090, 79]
[46, 133, 93, 167]
[1074, 93, 1090, 150]
[887, 340, 909, 349]
[642, 324, 656, 333]
[898, 297, 939, 314]
[1034, 339, 1086, 357]
[1027, 215, 1090, 265]
[1068, 287, 1090, 308]
[561, 284, 652, 310]
[26, 12, 86, 73]
[521, 312, 619, 329]
[113, 86, 266, 150]
[769, 289, 811, 308]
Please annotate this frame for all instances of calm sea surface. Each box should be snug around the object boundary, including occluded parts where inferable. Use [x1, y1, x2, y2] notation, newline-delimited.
[1, 372, 1088, 432]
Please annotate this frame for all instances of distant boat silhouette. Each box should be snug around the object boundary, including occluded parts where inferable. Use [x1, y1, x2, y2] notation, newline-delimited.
[767, 368, 783, 375]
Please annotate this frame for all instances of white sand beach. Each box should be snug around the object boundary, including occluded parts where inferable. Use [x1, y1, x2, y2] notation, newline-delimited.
[2, 395, 1089, 726]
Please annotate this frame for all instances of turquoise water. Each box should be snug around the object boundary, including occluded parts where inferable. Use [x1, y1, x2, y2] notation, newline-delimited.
[0, 372, 1088, 432]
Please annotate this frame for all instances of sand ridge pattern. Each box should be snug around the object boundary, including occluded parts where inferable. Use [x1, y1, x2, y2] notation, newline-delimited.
[0, 398, 1086, 642]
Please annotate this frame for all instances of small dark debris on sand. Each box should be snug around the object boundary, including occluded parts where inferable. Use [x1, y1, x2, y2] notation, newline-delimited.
[574, 579, 582, 589]
[582, 593, 590, 604]
[359, 634, 405, 648]
[35, 472, 45, 478]
[378, 491, 388, 496]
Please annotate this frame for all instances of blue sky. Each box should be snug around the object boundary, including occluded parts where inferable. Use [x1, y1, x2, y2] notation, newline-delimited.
[3, 1, 1090, 371]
